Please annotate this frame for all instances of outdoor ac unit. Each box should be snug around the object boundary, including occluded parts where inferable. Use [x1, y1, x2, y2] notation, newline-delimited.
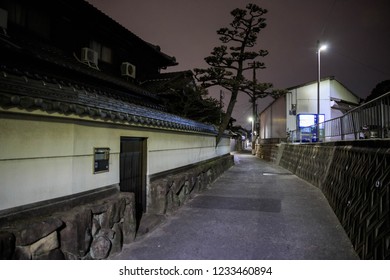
[121, 62, 136, 79]
[81, 47, 98, 66]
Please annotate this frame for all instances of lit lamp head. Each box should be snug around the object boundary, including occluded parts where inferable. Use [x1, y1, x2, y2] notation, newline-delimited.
[318, 44, 327, 52]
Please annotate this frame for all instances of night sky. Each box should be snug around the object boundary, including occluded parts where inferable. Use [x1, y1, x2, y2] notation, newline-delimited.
[86, 0, 390, 129]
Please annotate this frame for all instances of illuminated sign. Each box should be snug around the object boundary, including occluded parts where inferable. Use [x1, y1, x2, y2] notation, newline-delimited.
[297, 114, 324, 128]
[297, 114, 325, 142]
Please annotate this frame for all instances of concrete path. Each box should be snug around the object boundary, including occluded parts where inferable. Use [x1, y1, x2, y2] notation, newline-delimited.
[112, 152, 359, 260]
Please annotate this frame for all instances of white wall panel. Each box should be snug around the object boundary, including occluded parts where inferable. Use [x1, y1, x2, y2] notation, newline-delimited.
[0, 113, 229, 211]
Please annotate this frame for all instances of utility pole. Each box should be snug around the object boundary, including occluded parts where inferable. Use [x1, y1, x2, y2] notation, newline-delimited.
[219, 89, 224, 125]
[316, 41, 327, 142]
[248, 62, 258, 155]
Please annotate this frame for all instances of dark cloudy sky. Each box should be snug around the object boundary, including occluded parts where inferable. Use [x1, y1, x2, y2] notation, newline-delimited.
[86, 0, 390, 129]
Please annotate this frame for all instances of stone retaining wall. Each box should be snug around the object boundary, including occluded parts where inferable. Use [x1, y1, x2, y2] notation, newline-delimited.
[255, 138, 285, 163]
[0, 154, 234, 260]
[148, 154, 234, 215]
[277, 141, 390, 260]
[0, 192, 136, 260]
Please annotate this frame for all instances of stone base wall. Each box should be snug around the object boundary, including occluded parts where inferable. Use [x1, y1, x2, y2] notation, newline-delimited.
[0, 192, 136, 260]
[255, 138, 284, 163]
[279, 143, 335, 188]
[0, 154, 234, 260]
[278, 141, 390, 260]
[148, 154, 234, 215]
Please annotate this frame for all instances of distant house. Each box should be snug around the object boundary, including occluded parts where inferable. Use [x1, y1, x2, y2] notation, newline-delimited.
[0, 0, 232, 259]
[259, 77, 360, 141]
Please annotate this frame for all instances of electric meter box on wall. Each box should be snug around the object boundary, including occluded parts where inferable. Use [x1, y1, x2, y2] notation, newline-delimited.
[94, 148, 110, 173]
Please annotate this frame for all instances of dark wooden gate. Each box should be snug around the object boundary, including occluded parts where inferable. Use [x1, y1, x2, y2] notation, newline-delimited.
[120, 137, 145, 227]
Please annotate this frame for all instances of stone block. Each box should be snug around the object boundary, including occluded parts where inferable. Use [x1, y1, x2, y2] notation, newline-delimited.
[63, 251, 79, 260]
[148, 179, 169, 214]
[15, 218, 63, 246]
[99, 199, 124, 229]
[110, 223, 123, 255]
[122, 204, 136, 244]
[91, 218, 101, 236]
[171, 174, 186, 194]
[99, 211, 110, 229]
[118, 192, 135, 205]
[90, 236, 111, 260]
[60, 207, 92, 257]
[98, 228, 115, 240]
[30, 231, 59, 259]
[0, 231, 15, 260]
[90, 203, 109, 215]
[13, 246, 31, 260]
[35, 248, 65, 260]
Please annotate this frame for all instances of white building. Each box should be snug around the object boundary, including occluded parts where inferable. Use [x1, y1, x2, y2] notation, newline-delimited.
[259, 77, 361, 141]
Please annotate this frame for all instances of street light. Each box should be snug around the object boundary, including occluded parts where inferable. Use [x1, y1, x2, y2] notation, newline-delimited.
[316, 41, 327, 141]
[248, 116, 254, 138]
[248, 117, 254, 150]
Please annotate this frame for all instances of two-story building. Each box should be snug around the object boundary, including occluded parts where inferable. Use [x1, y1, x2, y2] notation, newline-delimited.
[259, 77, 361, 142]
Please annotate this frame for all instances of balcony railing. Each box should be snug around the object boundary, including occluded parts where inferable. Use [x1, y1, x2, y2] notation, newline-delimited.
[288, 91, 390, 143]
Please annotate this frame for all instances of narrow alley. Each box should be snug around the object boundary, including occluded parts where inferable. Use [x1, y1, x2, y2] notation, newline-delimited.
[112, 152, 358, 260]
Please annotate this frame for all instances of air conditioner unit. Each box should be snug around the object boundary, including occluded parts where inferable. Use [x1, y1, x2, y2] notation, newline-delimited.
[81, 47, 98, 66]
[121, 62, 136, 79]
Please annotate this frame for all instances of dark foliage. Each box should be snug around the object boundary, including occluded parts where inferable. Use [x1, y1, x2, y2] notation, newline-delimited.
[161, 85, 223, 126]
[365, 80, 390, 102]
[194, 3, 285, 144]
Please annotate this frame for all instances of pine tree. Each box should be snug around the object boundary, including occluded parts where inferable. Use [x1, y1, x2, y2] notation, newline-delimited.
[194, 3, 284, 145]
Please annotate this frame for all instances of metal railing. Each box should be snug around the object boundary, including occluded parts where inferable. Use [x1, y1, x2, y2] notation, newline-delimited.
[288, 91, 390, 143]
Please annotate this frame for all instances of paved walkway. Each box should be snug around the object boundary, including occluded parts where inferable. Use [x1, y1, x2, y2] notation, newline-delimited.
[112, 152, 358, 260]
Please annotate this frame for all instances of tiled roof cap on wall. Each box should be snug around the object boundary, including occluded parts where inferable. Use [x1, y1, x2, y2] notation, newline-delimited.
[0, 68, 217, 134]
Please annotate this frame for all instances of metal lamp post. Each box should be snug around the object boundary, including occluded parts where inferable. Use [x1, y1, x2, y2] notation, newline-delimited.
[248, 117, 254, 150]
[316, 41, 327, 142]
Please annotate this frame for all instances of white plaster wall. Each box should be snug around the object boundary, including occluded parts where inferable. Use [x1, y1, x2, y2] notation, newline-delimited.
[0, 113, 229, 211]
[271, 96, 286, 138]
[330, 80, 360, 104]
[296, 80, 331, 120]
[260, 107, 272, 139]
[259, 96, 286, 139]
[0, 157, 73, 210]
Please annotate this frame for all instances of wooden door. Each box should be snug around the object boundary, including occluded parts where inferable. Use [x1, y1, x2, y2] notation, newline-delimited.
[120, 137, 145, 227]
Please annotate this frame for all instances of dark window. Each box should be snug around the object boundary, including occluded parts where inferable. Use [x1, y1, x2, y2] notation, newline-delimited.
[7, 2, 50, 39]
[90, 40, 112, 64]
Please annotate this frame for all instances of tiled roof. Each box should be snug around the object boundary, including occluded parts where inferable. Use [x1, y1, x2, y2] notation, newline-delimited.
[142, 70, 194, 94]
[0, 35, 217, 135]
[0, 68, 217, 134]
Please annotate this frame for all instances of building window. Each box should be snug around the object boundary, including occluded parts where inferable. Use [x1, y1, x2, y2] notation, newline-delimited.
[7, 3, 50, 39]
[90, 40, 112, 64]
[7, 3, 26, 27]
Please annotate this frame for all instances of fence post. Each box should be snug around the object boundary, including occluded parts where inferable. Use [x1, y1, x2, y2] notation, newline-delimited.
[340, 117, 344, 140]
[380, 98, 385, 139]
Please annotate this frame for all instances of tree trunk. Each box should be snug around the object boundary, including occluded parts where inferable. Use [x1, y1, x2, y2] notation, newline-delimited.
[216, 88, 239, 145]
